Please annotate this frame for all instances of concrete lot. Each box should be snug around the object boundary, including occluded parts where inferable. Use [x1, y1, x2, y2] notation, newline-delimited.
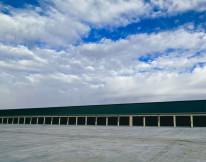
[0, 125, 206, 162]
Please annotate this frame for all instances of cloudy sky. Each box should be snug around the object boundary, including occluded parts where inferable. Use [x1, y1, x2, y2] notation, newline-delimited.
[0, 0, 206, 109]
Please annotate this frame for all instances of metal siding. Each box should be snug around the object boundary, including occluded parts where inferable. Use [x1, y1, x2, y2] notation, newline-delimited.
[0, 100, 206, 116]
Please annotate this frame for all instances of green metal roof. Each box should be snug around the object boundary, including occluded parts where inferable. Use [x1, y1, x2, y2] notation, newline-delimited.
[0, 99, 206, 117]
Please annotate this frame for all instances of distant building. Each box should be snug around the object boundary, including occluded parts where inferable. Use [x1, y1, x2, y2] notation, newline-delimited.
[1, 100, 206, 127]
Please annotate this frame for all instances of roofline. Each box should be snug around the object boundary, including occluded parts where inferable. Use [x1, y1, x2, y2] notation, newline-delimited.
[1, 99, 206, 111]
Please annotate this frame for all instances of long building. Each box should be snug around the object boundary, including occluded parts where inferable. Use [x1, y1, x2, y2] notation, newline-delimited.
[0, 99, 206, 127]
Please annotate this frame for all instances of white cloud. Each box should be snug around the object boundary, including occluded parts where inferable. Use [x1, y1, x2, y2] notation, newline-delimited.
[1, 0, 206, 49]
[50, 0, 206, 27]
[50, 0, 152, 27]
[0, 0, 151, 48]
[151, 0, 206, 14]
[1, 0, 206, 109]
[0, 7, 90, 47]
[1, 27, 206, 109]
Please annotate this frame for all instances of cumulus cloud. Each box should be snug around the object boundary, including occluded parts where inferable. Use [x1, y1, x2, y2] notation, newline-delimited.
[49, 0, 206, 26]
[1, 1, 206, 109]
[151, 0, 206, 14]
[0, 6, 90, 47]
[1, 0, 206, 48]
[1, 27, 206, 109]
[49, 0, 152, 27]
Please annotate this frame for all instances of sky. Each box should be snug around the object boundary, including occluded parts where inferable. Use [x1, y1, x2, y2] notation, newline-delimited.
[0, 0, 206, 109]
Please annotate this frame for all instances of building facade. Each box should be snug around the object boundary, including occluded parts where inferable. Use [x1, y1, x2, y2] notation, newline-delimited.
[1, 100, 206, 127]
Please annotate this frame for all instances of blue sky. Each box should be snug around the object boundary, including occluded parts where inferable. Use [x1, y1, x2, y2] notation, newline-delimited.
[84, 10, 206, 43]
[0, 0, 206, 109]
[1, 0, 40, 8]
